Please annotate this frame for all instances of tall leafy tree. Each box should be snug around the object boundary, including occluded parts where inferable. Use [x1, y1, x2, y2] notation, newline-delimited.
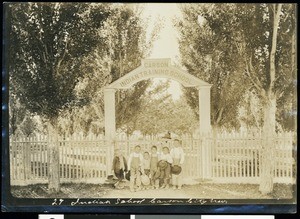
[9, 3, 112, 126]
[7, 2, 113, 191]
[107, 5, 161, 131]
[54, 4, 161, 136]
[176, 4, 249, 130]
[231, 4, 296, 194]
[176, 3, 296, 194]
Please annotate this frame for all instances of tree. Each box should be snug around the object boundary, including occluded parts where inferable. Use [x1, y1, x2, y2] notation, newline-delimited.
[9, 92, 26, 136]
[232, 4, 295, 194]
[19, 116, 38, 137]
[55, 49, 112, 136]
[238, 90, 264, 131]
[9, 3, 112, 122]
[54, 4, 161, 137]
[9, 72, 43, 137]
[122, 79, 198, 135]
[8, 2, 113, 191]
[176, 3, 296, 194]
[176, 4, 249, 131]
[107, 5, 161, 131]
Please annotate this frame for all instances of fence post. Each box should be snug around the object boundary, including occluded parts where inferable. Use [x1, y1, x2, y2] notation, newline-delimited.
[105, 138, 114, 177]
[25, 136, 32, 183]
[21, 136, 27, 184]
[200, 132, 212, 180]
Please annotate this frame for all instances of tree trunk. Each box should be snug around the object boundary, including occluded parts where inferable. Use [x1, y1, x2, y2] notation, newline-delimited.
[262, 94, 276, 135]
[259, 94, 276, 194]
[48, 121, 60, 192]
[269, 4, 282, 89]
[259, 4, 282, 195]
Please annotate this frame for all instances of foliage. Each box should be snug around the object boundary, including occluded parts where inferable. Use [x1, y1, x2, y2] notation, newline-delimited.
[9, 92, 26, 136]
[176, 4, 249, 130]
[51, 4, 160, 136]
[119, 79, 198, 135]
[8, 3, 113, 126]
[238, 90, 264, 131]
[108, 5, 161, 131]
[8, 3, 161, 136]
[176, 3, 296, 132]
[18, 116, 38, 137]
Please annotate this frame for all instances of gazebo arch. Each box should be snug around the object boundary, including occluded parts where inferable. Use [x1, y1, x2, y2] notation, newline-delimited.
[104, 58, 212, 139]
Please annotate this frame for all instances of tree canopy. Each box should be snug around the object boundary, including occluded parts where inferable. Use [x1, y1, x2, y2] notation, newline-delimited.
[176, 3, 296, 195]
[9, 3, 114, 124]
[118, 79, 198, 135]
[8, 3, 160, 136]
[176, 3, 296, 132]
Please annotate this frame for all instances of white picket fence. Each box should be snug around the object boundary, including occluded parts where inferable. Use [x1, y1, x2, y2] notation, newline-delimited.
[9, 132, 296, 186]
[211, 132, 295, 184]
[10, 135, 108, 185]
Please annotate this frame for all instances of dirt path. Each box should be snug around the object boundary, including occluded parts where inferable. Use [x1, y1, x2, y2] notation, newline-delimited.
[11, 182, 294, 199]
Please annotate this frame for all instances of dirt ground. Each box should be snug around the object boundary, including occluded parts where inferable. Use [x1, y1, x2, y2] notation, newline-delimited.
[10, 180, 294, 199]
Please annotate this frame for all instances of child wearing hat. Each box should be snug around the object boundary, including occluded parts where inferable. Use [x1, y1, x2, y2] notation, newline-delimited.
[128, 145, 144, 192]
[150, 145, 160, 189]
[158, 146, 173, 189]
[112, 148, 128, 189]
[170, 139, 185, 189]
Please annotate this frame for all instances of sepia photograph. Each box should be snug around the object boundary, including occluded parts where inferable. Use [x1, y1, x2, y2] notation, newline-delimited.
[2, 2, 297, 211]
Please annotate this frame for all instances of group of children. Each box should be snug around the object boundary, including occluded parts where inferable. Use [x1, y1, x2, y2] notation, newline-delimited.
[111, 139, 185, 192]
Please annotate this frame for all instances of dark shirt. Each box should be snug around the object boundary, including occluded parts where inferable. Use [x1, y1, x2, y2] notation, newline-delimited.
[112, 156, 128, 172]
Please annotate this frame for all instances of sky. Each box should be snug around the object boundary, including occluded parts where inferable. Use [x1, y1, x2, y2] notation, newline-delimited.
[141, 3, 183, 100]
[142, 3, 182, 60]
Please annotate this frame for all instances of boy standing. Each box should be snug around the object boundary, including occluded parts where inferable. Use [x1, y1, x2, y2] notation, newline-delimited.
[128, 145, 144, 192]
[142, 151, 151, 189]
[150, 145, 160, 189]
[112, 149, 128, 189]
[170, 139, 185, 189]
[158, 146, 173, 189]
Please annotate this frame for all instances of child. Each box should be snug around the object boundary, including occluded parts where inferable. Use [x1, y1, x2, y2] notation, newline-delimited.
[112, 148, 128, 189]
[170, 139, 185, 189]
[158, 146, 173, 189]
[142, 151, 151, 189]
[150, 145, 160, 189]
[128, 145, 144, 192]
